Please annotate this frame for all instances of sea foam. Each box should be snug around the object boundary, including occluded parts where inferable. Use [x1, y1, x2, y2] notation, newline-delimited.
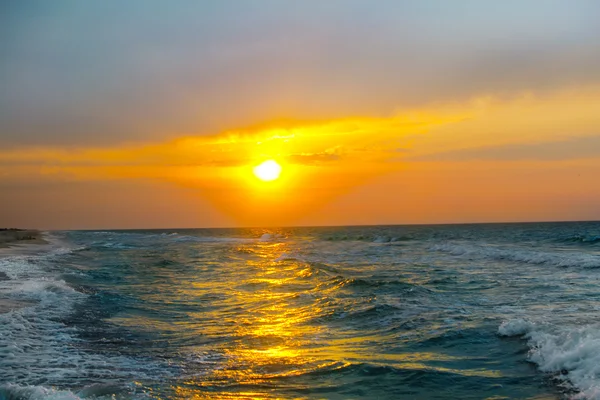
[499, 319, 600, 399]
[0, 247, 171, 389]
[0, 383, 150, 400]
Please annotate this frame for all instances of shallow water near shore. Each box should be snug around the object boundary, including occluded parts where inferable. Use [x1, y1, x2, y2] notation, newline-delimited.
[1, 222, 600, 399]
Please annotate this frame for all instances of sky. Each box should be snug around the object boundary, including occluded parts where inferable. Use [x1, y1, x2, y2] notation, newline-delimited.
[1, 0, 600, 229]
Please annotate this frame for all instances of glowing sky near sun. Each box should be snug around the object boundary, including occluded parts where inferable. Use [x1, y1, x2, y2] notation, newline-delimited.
[1, 1, 600, 229]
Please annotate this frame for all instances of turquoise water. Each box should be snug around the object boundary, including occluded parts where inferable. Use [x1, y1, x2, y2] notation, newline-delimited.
[1, 222, 600, 399]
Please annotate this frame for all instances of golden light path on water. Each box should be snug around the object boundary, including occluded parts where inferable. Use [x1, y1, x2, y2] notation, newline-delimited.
[136, 237, 506, 400]
[173, 241, 325, 398]
[10, 226, 582, 399]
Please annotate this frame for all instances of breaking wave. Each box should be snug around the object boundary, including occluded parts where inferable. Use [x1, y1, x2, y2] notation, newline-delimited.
[499, 319, 600, 399]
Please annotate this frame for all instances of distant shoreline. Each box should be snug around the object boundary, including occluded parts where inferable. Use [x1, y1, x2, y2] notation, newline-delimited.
[0, 229, 47, 248]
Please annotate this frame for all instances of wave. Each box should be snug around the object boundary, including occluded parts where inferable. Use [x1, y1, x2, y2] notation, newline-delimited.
[172, 235, 253, 243]
[431, 242, 600, 269]
[322, 234, 414, 243]
[88, 234, 254, 250]
[0, 250, 173, 390]
[372, 235, 413, 243]
[0, 384, 85, 400]
[0, 253, 89, 386]
[0, 383, 147, 400]
[272, 253, 343, 278]
[337, 277, 431, 294]
[299, 361, 411, 378]
[273, 359, 522, 392]
[273, 253, 304, 263]
[499, 319, 600, 399]
[560, 235, 600, 245]
[1, 287, 173, 387]
[336, 303, 403, 322]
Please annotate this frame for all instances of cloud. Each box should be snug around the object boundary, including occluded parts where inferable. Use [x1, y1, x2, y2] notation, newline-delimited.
[411, 135, 600, 162]
[287, 152, 340, 166]
[1, 1, 600, 148]
[3, 84, 600, 186]
[397, 85, 600, 163]
[0, 107, 464, 172]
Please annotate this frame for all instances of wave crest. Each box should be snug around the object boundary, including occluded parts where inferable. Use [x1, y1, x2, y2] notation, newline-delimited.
[499, 319, 600, 399]
[432, 242, 600, 269]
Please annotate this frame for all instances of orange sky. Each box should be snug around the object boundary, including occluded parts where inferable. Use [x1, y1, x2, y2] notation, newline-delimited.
[2, 87, 600, 229]
[1, 2, 600, 229]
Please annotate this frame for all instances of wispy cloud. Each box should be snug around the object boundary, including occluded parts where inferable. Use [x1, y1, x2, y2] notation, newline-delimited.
[0, 108, 466, 174]
[411, 135, 600, 162]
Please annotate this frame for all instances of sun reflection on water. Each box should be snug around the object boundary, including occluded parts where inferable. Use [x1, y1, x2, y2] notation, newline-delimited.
[171, 239, 326, 398]
[139, 235, 508, 399]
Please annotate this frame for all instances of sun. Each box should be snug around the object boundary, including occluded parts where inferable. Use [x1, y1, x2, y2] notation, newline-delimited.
[253, 160, 282, 182]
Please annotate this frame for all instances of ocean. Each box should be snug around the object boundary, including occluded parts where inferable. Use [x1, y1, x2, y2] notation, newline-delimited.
[1, 222, 600, 399]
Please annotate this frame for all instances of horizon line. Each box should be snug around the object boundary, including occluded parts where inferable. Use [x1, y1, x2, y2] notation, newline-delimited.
[35, 218, 600, 232]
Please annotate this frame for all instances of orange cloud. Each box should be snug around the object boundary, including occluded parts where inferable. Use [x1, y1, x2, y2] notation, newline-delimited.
[0, 109, 467, 225]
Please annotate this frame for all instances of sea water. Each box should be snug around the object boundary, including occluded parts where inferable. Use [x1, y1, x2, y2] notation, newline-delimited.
[1, 222, 600, 399]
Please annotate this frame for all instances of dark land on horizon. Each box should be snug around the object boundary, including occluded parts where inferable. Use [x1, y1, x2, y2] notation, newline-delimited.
[0, 229, 46, 248]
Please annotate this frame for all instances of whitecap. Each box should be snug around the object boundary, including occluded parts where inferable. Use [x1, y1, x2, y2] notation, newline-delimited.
[499, 319, 600, 399]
